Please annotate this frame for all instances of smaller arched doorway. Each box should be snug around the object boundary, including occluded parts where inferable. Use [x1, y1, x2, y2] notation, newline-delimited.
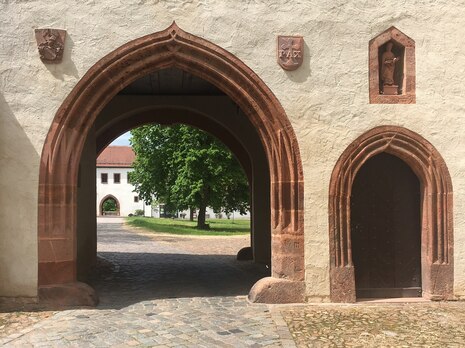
[99, 195, 120, 216]
[329, 126, 453, 302]
[351, 153, 422, 298]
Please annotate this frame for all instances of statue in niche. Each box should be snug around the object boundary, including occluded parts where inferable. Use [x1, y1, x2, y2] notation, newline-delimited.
[380, 42, 399, 95]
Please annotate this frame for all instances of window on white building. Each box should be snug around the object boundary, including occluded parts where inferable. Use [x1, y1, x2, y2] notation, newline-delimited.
[101, 173, 108, 184]
[114, 173, 121, 184]
[134, 196, 139, 203]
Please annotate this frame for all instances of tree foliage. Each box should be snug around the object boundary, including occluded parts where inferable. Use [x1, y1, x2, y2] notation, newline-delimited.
[102, 198, 117, 212]
[130, 124, 249, 229]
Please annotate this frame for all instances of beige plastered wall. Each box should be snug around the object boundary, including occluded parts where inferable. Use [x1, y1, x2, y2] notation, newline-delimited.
[1, 0, 464, 299]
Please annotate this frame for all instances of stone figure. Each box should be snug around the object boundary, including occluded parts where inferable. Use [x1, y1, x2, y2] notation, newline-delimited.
[381, 42, 398, 86]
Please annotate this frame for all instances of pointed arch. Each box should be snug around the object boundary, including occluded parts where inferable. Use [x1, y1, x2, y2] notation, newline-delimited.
[38, 23, 304, 305]
[329, 126, 453, 302]
[99, 194, 120, 216]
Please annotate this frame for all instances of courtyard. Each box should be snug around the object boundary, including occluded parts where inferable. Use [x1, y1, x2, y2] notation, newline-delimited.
[1, 218, 464, 347]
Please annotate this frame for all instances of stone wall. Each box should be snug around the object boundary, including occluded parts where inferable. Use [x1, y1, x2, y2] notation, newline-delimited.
[0, 1, 464, 299]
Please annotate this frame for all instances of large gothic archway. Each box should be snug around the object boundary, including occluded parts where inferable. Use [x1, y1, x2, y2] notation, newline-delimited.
[38, 23, 304, 305]
[329, 126, 453, 302]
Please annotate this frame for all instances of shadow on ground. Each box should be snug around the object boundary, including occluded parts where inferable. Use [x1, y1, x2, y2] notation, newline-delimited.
[88, 252, 270, 309]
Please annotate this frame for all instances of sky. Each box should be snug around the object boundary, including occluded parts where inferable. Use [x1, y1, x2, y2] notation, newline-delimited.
[110, 131, 132, 146]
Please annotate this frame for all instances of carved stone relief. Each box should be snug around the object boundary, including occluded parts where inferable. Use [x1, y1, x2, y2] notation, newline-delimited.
[369, 27, 415, 104]
[277, 36, 304, 71]
[35, 29, 66, 63]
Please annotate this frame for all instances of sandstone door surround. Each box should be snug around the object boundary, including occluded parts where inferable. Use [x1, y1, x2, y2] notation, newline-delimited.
[38, 22, 304, 306]
[329, 126, 453, 302]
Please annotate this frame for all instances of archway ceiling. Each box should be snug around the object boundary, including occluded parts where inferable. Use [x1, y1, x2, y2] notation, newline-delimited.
[119, 67, 225, 96]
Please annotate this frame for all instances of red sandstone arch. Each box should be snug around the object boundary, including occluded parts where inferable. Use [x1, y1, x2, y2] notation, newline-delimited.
[99, 195, 120, 216]
[329, 126, 453, 302]
[38, 22, 304, 305]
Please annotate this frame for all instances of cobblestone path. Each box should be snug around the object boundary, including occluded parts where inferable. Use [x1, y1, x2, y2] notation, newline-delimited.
[0, 218, 294, 347]
[2, 218, 465, 347]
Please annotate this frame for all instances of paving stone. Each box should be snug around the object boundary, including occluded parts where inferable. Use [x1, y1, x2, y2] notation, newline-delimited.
[281, 302, 465, 348]
[5, 219, 464, 347]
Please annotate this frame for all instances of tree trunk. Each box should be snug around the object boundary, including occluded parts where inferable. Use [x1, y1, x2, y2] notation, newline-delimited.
[196, 202, 209, 229]
[189, 207, 194, 221]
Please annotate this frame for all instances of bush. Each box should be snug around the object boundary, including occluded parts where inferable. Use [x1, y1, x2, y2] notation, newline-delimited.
[134, 209, 144, 216]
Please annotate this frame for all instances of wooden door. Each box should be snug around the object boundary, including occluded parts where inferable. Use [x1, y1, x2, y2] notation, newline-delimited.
[351, 153, 422, 298]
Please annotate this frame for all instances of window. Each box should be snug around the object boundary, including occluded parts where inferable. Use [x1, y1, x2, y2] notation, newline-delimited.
[114, 173, 121, 184]
[134, 196, 139, 203]
[127, 172, 133, 184]
[101, 173, 108, 184]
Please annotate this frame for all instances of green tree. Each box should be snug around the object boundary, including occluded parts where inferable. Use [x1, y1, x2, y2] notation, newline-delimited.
[103, 198, 117, 212]
[130, 124, 249, 229]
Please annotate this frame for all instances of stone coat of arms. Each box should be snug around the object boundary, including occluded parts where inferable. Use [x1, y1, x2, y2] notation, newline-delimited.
[35, 29, 67, 64]
[277, 36, 304, 71]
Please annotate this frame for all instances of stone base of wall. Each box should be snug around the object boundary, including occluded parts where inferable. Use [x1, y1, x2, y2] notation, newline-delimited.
[237, 246, 253, 261]
[248, 277, 305, 303]
[39, 282, 98, 308]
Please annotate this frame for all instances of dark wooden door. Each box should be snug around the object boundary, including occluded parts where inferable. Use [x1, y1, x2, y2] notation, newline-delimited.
[351, 153, 422, 298]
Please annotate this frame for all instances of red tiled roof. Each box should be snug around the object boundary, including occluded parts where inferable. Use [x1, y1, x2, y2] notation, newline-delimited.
[97, 146, 135, 168]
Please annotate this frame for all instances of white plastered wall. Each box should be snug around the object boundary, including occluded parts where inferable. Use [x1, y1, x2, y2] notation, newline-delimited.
[96, 167, 149, 217]
[0, 1, 464, 299]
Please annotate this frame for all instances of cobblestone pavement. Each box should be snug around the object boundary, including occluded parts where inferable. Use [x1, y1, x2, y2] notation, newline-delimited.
[2, 218, 465, 347]
[0, 218, 294, 347]
[0, 311, 55, 340]
[282, 302, 465, 347]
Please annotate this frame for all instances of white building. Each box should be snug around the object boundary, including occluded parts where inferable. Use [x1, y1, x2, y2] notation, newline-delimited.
[4, 2, 465, 304]
[96, 145, 250, 219]
[96, 146, 151, 217]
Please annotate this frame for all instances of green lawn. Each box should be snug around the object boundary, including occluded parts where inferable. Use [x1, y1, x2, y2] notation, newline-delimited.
[125, 217, 250, 236]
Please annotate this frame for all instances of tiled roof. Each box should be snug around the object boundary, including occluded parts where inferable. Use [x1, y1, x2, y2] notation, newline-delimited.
[97, 146, 135, 168]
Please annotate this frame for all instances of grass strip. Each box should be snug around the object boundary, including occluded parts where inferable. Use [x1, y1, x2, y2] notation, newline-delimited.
[126, 217, 250, 236]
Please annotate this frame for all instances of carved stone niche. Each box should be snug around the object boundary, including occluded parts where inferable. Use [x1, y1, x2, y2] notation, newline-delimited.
[35, 28, 67, 64]
[369, 27, 415, 104]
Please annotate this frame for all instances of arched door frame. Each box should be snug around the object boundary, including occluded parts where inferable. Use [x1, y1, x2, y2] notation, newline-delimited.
[38, 22, 304, 305]
[329, 125, 453, 302]
[99, 194, 120, 216]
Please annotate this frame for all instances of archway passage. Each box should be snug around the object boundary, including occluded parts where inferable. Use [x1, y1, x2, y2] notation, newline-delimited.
[99, 195, 120, 216]
[329, 126, 453, 302]
[38, 23, 304, 306]
[351, 153, 421, 298]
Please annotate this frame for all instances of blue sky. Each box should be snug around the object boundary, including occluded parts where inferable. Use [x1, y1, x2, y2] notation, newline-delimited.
[110, 131, 132, 146]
